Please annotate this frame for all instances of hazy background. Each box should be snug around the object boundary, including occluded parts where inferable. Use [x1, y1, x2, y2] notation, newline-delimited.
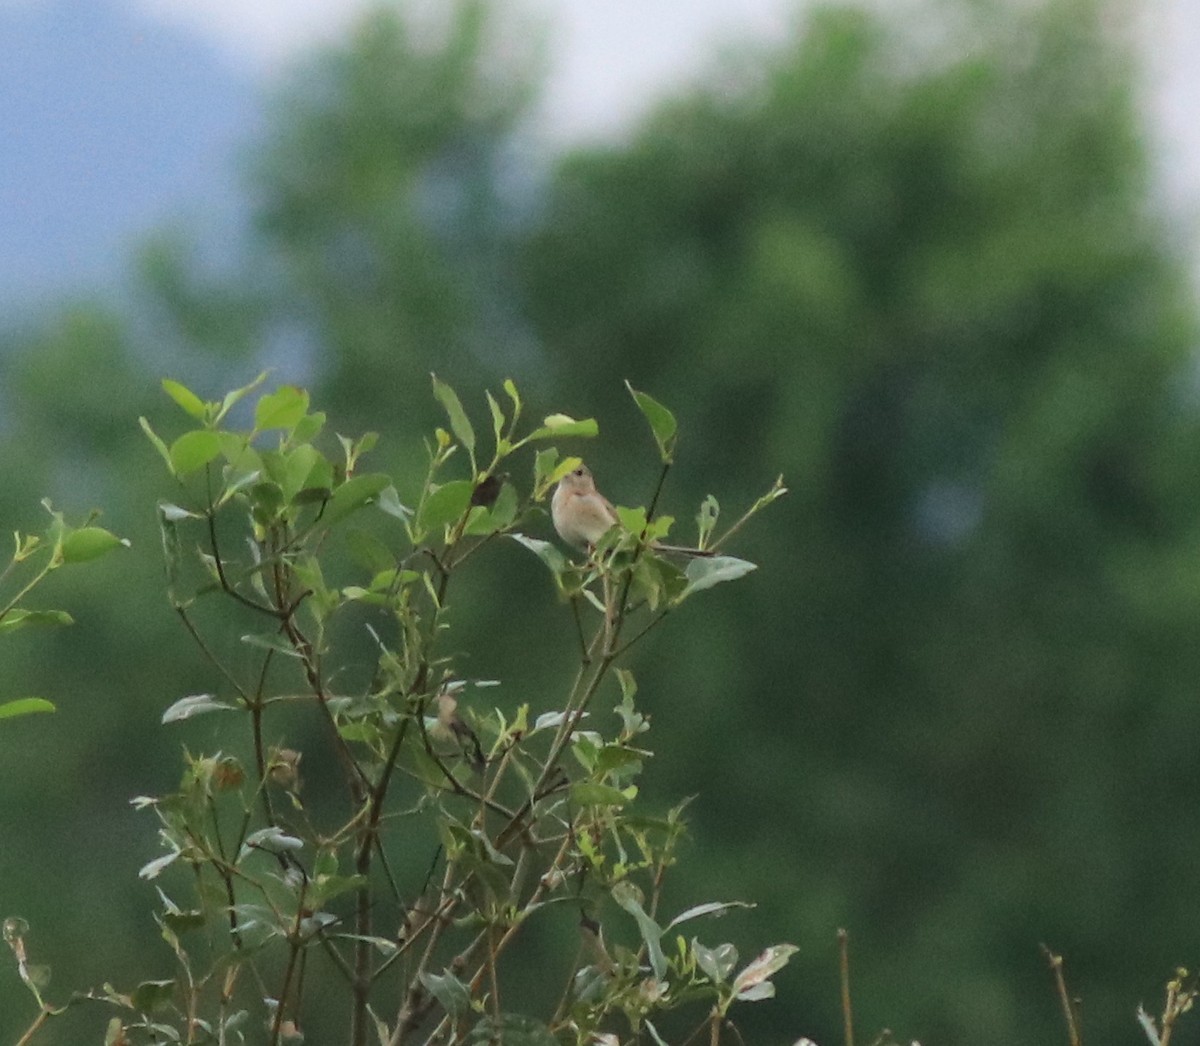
[3, 0, 1199, 307]
[3, 0, 1200, 1042]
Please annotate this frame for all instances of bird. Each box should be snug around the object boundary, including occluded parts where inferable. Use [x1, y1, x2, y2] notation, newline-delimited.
[551, 463, 711, 556]
[551, 463, 619, 549]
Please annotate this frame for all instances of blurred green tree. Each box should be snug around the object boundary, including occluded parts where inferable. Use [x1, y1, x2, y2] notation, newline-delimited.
[248, 0, 544, 433]
[520, 1, 1200, 1043]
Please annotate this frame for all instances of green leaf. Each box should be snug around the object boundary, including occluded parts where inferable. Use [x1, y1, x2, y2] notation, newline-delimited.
[485, 389, 505, 448]
[730, 943, 798, 999]
[418, 480, 474, 533]
[0, 698, 56, 720]
[533, 447, 560, 485]
[468, 1015, 558, 1046]
[138, 849, 181, 881]
[254, 385, 310, 432]
[502, 378, 522, 419]
[406, 736, 460, 791]
[162, 694, 239, 724]
[311, 873, 367, 905]
[158, 503, 199, 522]
[735, 981, 776, 1001]
[593, 744, 643, 777]
[678, 555, 757, 600]
[140, 416, 175, 474]
[292, 410, 326, 443]
[217, 430, 261, 474]
[60, 526, 129, 563]
[157, 508, 183, 603]
[509, 533, 568, 578]
[376, 485, 412, 521]
[169, 429, 224, 476]
[288, 445, 333, 503]
[665, 901, 753, 932]
[215, 371, 268, 424]
[344, 530, 395, 574]
[571, 781, 633, 808]
[612, 881, 667, 980]
[625, 381, 678, 462]
[248, 480, 286, 527]
[334, 934, 398, 959]
[464, 482, 518, 535]
[338, 719, 384, 744]
[431, 374, 476, 465]
[693, 940, 739, 985]
[161, 379, 207, 420]
[419, 969, 472, 1018]
[323, 473, 392, 527]
[131, 979, 176, 1014]
[21, 962, 50, 991]
[534, 453, 584, 500]
[525, 415, 599, 442]
[159, 906, 205, 936]
[241, 632, 303, 658]
[0, 609, 74, 635]
[240, 826, 304, 858]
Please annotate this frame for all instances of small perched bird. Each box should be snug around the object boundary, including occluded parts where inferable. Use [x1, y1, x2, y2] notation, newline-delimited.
[551, 463, 711, 555]
[551, 464, 619, 549]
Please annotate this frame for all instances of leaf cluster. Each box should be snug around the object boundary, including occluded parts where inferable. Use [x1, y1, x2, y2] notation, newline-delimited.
[0, 502, 127, 722]
[7, 377, 786, 1046]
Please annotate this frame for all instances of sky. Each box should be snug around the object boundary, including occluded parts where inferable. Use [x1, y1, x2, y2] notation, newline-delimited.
[126, 0, 1200, 170]
[1, 0, 1197, 309]
[131, 0, 803, 138]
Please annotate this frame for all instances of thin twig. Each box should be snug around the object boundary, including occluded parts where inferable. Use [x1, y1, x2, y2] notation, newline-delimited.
[838, 928, 855, 1046]
[268, 876, 310, 1045]
[14, 1008, 50, 1046]
[1042, 945, 1083, 1046]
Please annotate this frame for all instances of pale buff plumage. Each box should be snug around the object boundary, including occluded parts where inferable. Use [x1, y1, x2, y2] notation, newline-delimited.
[551, 464, 711, 556]
[551, 464, 618, 549]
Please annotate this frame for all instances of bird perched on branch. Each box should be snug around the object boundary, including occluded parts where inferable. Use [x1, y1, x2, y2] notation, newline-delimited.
[551, 463, 711, 556]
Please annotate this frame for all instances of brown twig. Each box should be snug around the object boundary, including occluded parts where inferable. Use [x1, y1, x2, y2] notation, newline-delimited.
[1042, 945, 1083, 1046]
[839, 928, 855, 1046]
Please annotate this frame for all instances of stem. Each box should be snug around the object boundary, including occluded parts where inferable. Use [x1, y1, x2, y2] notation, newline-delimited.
[390, 873, 460, 1045]
[0, 558, 55, 622]
[710, 476, 784, 553]
[460, 832, 574, 1005]
[487, 927, 502, 1024]
[268, 877, 310, 1045]
[1042, 946, 1083, 1046]
[838, 928, 854, 1046]
[643, 461, 672, 528]
[279, 600, 369, 799]
[174, 606, 250, 700]
[549, 935, 588, 1028]
[204, 496, 283, 618]
[350, 877, 371, 1046]
[14, 1009, 50, 1046]
[569, 595, 590, 663]
[612, 608, 671, 658]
